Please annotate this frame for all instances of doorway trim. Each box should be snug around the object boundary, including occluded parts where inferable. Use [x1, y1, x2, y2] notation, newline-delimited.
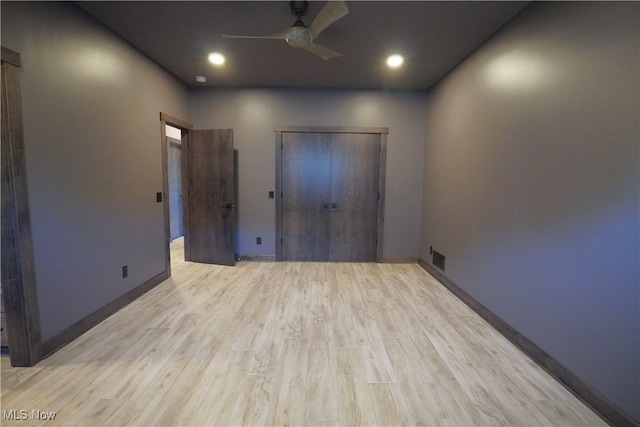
[1, 46, 43, 366]
[160, 112, 192, 275]
[275, 125, 388, 262]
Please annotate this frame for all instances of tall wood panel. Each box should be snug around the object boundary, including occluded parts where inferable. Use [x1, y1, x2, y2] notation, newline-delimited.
[280, 132, 332, 260]
[1, 47, 42, 366]
[184, 129, 236, 266]
[329, 132, 381, 261]
[276, 126, 388, 262]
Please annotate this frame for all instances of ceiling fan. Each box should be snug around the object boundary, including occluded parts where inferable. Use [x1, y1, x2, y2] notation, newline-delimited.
[222, 1, 349, 60]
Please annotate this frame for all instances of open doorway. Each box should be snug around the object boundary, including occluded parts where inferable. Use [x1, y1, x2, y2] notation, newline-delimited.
[166, 124, 183, 242]
[160, 114, 238, 269]
[160, 113, 192, 275]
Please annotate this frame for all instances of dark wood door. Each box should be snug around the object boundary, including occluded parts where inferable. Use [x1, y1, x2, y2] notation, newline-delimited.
[279, 130, 382, 262]
[281, 132, 332, 260]
[184, 129, 235, 266]
[1, 47, 42, 366]
[329, 133, 380, 261]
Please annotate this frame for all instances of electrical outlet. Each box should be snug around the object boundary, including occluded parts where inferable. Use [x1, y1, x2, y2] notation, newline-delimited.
[122, 265, 128, 278]
[156, 192, 163, 203]
[268, 191, 274, 199]
[256, 237, 262, 245]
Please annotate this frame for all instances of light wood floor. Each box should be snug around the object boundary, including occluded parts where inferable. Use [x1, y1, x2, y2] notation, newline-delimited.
[1, 240, 605, 426]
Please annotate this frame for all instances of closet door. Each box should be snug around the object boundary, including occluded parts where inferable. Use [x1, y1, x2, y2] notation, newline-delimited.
[329, 133, 380, 261]
[277, 128, 386, 262]
[280, 132, 332, 261]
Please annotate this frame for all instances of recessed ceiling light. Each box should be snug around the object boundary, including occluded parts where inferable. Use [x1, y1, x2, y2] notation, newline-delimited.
[195, 75, 207, 83]
[386, 54, 404, 68]
[208, 52, 225, 66]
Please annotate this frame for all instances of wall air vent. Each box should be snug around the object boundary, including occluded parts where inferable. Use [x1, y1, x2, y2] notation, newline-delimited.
[433, 250, 445, 271]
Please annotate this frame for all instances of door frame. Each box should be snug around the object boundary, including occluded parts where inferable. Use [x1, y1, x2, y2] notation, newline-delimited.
[159, 112, 192, 274]
[1, 47, 42, 366]
[275, 126, 388, 262]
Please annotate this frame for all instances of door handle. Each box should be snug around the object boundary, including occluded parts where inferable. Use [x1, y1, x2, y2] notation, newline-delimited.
[331, 203, 340, 209]
[322, 203, 330, 209]
[223, 203, 236, 208]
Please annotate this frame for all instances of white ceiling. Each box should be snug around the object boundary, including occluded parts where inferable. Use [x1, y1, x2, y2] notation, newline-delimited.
[76, 1, 531, 90]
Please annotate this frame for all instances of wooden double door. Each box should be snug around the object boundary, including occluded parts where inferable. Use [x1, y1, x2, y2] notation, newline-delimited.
[276, 127, 387, 262]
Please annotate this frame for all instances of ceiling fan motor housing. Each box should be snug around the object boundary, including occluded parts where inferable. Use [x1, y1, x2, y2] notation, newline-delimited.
[287, 0, 312, 47]
[286, 25, 313, 47]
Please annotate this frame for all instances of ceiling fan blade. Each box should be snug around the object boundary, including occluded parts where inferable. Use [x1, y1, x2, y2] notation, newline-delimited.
[310, 0, 349, 38]
[304, 42, 343, 61]
[221, 30, 289, 40]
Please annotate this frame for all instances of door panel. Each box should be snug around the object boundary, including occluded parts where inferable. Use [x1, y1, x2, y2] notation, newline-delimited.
[330, 133, 380, 261]
[281, 132, 331, 260]
[1, 50, 42, 366]
[185, 129, 235, 266]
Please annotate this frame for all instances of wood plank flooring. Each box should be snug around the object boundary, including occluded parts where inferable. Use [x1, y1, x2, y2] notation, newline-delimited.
[1, 240, 605, 426]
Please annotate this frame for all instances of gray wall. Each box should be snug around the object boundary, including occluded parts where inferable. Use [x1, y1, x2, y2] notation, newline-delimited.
[420, 2, 639, 420]
[3, 1, 638, 420]
[190, 88, 427, 259]
[1, 2, 191, 342]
